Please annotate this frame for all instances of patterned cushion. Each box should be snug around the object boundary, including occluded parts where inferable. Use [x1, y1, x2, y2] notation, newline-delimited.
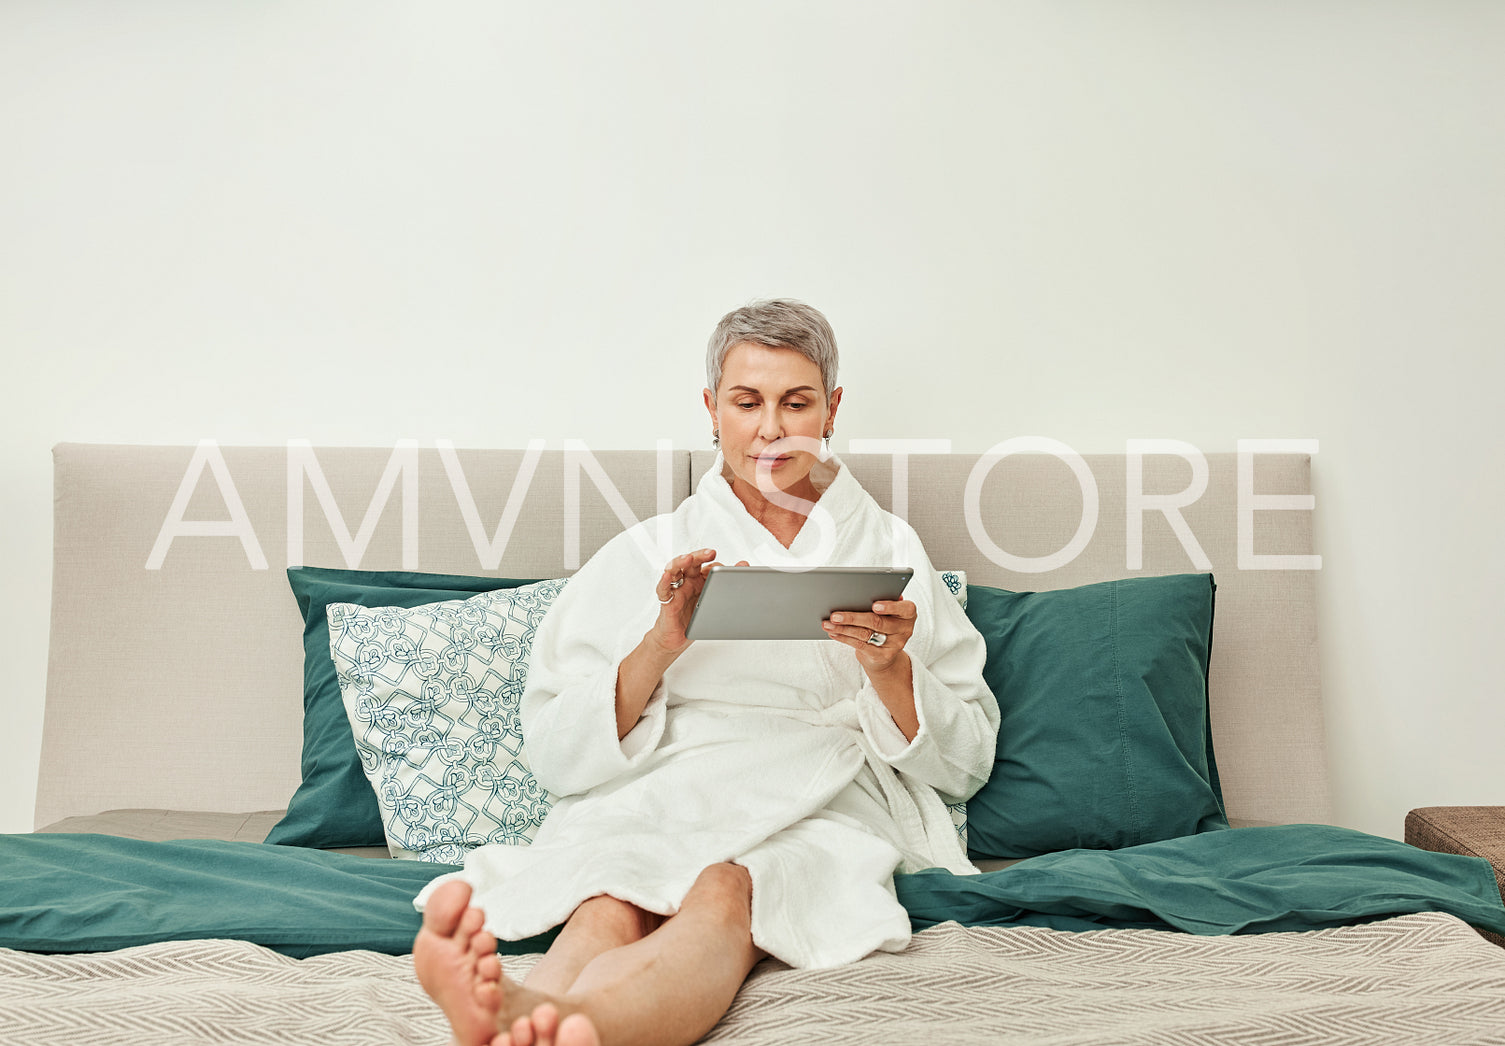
[938, 569, 967, 609]
[267, 567, 539, 851]
[326, 579, 567, 863]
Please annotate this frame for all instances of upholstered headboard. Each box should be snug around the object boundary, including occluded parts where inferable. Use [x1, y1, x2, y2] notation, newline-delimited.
[37, 443, 1328, 830]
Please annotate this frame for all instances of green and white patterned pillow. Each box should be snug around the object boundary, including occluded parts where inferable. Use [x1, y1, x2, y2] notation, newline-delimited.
[326, 579, 567, 863]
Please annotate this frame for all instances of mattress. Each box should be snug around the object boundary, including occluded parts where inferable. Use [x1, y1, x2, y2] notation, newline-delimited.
[2, 914, 1501, 1046]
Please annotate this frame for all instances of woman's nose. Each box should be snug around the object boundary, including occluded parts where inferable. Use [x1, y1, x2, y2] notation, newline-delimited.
[758, 407, 783, 440]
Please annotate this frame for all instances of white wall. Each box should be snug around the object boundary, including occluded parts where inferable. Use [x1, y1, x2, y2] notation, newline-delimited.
[3, 1, 1502, 838]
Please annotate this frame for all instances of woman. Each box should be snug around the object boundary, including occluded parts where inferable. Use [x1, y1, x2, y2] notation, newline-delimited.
[414, 300, 999, 1046]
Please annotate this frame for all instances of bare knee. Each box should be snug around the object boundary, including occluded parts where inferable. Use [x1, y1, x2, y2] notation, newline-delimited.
[570, 893, 662, 944]
[683, 862, 754, 933]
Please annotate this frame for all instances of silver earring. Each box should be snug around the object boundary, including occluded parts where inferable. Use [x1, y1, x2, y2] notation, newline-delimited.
[823, 430, 832, 449]
[712, 431, 720, 447]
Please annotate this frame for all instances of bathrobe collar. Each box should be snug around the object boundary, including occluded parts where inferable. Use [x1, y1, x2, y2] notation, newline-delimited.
[700, 452, 866, 565]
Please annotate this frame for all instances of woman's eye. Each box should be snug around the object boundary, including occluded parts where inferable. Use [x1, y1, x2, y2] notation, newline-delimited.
[784, 401, 808, 410]
[735, 401, 758, 410]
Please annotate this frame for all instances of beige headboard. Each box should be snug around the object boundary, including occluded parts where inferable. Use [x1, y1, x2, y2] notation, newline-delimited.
[37, 443, 1328, 830]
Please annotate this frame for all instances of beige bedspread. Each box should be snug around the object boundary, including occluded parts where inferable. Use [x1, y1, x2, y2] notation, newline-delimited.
[3, 914, 1502, 1045]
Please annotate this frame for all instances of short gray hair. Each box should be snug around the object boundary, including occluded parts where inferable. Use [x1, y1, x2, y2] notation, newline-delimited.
[705, 298, 839, 401]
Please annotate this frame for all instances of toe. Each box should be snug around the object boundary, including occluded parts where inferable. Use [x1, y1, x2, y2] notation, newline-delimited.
[458, 906, 486, 939]
[475, 980, 501, 1010]
[470, 930, 498, 958]
[532, 1003, 559, 1043]
[477, 953, 501, 982]
[556, 1013, 601, 1046]
[510, 1014, 535, 1046]
[423, 880, 475, 937]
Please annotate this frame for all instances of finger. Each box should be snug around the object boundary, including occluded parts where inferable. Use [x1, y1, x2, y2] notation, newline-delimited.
[822, 620, 896, 646]
[655, 570, 677, 602]
[823, 625, 897, 658]
[663, 548, 716, 576]
[696, 553, 751, 580]
[826, 611, 883, 632]
[822, 625, 864, 649]
[871, 599, 917, 620]
[659, 550, 715, 600]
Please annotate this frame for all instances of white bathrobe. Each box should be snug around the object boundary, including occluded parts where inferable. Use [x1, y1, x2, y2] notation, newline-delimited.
[417, 455, 1000, 969]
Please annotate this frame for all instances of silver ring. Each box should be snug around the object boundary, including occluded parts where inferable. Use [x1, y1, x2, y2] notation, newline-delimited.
[669, 577, 684, 590]
[658, 594, 675, 605]
[866, 630, 887, 647]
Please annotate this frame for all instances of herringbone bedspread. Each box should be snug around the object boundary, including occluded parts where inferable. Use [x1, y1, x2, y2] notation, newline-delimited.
[3, 913, 1501, 1045]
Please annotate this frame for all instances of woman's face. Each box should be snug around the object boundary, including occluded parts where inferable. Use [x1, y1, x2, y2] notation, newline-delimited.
[704, 342, 842, 502]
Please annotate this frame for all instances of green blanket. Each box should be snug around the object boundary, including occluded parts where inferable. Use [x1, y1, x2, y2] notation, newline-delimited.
[2, 825, 1500, 957]
[0, 833, 523, 958]
[901, 824, 1505, 936]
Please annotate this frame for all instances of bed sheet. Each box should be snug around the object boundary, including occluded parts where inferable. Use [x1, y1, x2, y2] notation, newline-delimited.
[2, 913, 1502, 1046]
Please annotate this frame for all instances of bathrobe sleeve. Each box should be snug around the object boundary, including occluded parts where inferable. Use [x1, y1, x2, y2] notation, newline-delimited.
[854, 533, 999, 802]
[520, 525, 671, 798]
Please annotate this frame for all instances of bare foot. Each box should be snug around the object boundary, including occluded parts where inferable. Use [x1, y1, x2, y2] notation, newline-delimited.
[500, 1002, 602, 1046]
[414, 880, 506, 1046]
[415, 881, 602, 1046]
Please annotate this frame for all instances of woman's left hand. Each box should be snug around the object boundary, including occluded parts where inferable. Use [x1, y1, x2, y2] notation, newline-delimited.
[822, 599, 917, 675]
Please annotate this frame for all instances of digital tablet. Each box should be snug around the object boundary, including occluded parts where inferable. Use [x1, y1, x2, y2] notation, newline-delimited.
[684, 565, 915, 641]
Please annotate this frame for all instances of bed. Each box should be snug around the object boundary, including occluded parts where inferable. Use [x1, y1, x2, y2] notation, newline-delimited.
[7, 442, 1504, 1045]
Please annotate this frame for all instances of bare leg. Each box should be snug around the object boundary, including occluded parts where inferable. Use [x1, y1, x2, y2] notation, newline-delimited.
[415, 864, 763, 1046]
[558, 863, 765, 1046]
[523, 895, 664, 996]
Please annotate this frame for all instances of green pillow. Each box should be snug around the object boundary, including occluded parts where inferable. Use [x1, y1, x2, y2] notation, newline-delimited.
[963, 573, 1227, 859]
[265, 567, 537, 850]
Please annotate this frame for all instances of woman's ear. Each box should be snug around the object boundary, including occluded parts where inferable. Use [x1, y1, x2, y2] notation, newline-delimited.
[703, 387, 717, 420]
[825, 386, 843, 432]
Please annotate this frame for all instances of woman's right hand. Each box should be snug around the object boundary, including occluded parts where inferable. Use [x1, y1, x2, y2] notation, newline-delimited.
[649, 548, 748, 655]
[615, 548, 749, 740]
